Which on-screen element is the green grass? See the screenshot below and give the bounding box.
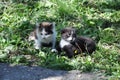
[0,0,120,79]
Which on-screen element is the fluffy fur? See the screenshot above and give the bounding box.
[28,22,57,52]
[59,27,96,58]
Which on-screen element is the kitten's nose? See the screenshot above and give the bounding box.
[72,38,75,41]
[70,38,75,42]
[43,37,45,39]
[70,39,73,41]
[43,37,46,39]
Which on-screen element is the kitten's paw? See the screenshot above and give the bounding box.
[51,49,58,53]
[34,45,41,50]
[35,46,40,49]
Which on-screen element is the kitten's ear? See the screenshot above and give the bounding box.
[50,22,55,28]
[52,22,55,27]
[61,29,66,34]
[36,22,42,29]
[71,27,76,33]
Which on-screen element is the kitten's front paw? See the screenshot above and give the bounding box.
[35,46,40,49]
[51,49,58,53]
[34,45,41,50]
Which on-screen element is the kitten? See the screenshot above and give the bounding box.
[28,22,57,52]
[59,27,96,58]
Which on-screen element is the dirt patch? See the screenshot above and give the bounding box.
[0,63,108,80]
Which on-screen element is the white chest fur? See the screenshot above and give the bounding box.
[60,39,71,48]
[40,35,53,44]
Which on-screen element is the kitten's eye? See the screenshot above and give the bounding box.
[45,33,48,35]
[69,33,71,35]
[66,34,70,38]
[73,34,76,37]
[67,33,71,36]
[41,33,43,35]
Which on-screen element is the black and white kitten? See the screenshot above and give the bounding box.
[28,22,57,52]
[59,27,96,58]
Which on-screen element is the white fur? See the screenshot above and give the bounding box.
[28,35,35,41]
[60,39,71,48]
[51,22,57,52]
[67,36,72,41]
[34,22,57,52]
[66,31,74,41]
[34,39,41,49]
[34,29,41,49]
[40,28,53,44]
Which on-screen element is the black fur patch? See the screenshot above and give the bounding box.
[39,22,53,34]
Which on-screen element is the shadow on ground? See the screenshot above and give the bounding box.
[0,63,108,80]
